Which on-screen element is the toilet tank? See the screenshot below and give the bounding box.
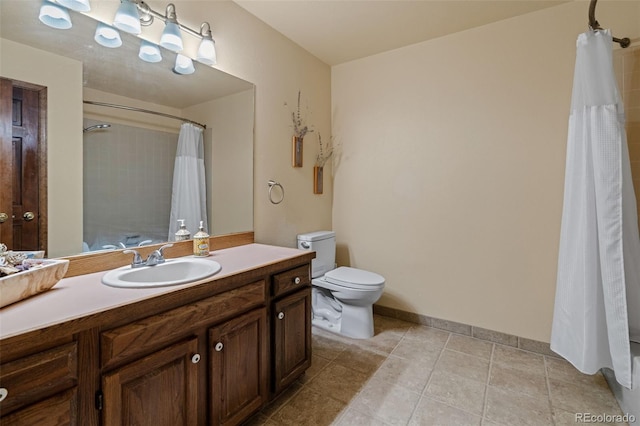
[297,231,336,278]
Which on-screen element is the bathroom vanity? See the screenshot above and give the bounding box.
[0,243,314,425]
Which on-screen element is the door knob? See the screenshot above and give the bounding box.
[0,213,7,223]
[214,342,223,352]
[278,312,285,320]
[23,212,35,221]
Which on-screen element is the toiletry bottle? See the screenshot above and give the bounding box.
[193,221,209,256]
[175,219,191,241]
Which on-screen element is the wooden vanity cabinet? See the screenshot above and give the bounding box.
[0,341,79,425]
[209,308,268,425]
[271,265,312,395]
[0,253,313,426]
[101,338,199,426]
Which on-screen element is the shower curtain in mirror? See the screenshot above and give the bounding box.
[168,123,208,240]
[551,30,640,390]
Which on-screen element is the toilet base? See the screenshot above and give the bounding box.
[312,304,374,339]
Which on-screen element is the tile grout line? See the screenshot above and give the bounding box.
[543,355,558,426]
[378,330,424,425]
[481,342,496,423]
[407,331,452,425]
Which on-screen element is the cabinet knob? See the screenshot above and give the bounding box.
[294,277,301,284]
[214,342,223,352]
[0,213,8,223]
[0,388,7,402]
[278,312,285,320]
[191,354,201,364]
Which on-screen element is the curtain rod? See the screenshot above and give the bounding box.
[588,0,630,48]
[83,100,207,129]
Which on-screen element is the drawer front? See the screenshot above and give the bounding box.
[0,342,78,416]
[1,388,78,425]
[272,265,310,298]
[101,280,266,369]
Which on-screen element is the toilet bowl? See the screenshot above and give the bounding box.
[297,231,385,339]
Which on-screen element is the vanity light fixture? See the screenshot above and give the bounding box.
[138,40,162,63]
[37,0,219,74]
[159,4,183,52]
[196,23,217,65]
[56,0,91,12]
[94,23,122,48]
[113,0,142,35]
[38,0,72,30]
[173,54,195,75]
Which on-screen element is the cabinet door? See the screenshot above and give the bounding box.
[101,338,199,426]
[209,308,268,426]
[272,288,311,394]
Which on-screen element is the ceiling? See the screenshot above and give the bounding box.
[233,0,569,65]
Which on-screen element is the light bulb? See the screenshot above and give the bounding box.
[38,0,72,30]
[113,0,141,35]
[196,37,216,66]
[138,40,162,63]
[94,23,122,48]
[56,0,91,12]
[173,54,195,75]
[160,21,183,52]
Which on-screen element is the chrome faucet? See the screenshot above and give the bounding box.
[145,244,173,266]
[123,249,145,268]
[124,243,173,268]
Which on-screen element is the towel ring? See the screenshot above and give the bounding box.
[268,180,284,204]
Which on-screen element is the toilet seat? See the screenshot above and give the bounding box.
[324,267,385,290]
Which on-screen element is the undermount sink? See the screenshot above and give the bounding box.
[102,257,222,288]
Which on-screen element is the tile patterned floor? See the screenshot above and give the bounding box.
[246,315,628,426]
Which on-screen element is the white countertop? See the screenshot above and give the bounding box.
[0,244,310,340]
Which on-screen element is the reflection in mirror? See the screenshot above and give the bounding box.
[0,1,255,258]
[82,118,177,251]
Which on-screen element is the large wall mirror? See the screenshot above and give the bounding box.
[0,1,254,258]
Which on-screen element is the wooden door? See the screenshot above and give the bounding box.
[101,338,199,426]
[209,308,268,426]
[272,288,311,395]
[0,78,46,251]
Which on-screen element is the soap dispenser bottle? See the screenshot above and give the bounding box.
[175,219,191,241]
[193,221,210,256]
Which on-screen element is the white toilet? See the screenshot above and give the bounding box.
[297,231,385,339]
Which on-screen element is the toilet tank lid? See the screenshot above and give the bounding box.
[325,267,385,287]
[297,230,335,242]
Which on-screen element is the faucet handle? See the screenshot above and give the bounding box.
[123,249,144,268]
[145,244,174,266]
[158,243,173,255]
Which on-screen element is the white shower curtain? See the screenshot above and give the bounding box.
[168,123,209,240]
[551,30,640,390]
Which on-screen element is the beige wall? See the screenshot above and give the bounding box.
[331,1,640,342]
[0,39,83,258]
[185,89,255,236]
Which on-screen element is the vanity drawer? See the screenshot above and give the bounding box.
[272,265,310,298]
[101,280,266,369]
[0,342,78,416]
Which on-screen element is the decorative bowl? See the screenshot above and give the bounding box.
[0,259,69,308]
